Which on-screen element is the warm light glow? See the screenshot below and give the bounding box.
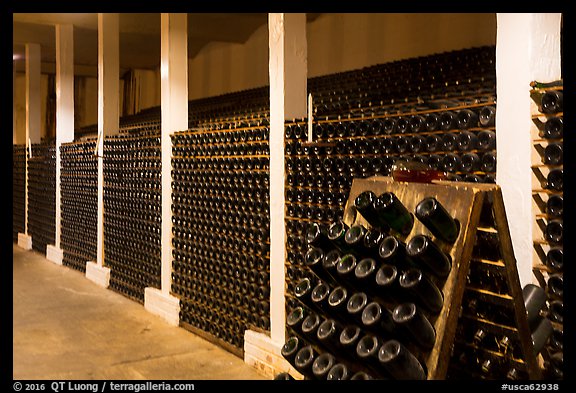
[13,53,22,61]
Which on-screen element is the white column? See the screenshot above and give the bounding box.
[244,13,307,378]
[144,13,187,326]
[46,25,75,263]
[495,13,561,288]
[86,13,120,286]
[18,43,42,250]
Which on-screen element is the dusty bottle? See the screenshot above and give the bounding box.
[392,302,436,350]
[406,234,452,278]
[312,352,337,379]
[378,339,427,380]
[399,267,444,314]
[294,345,319,379]
[361,300,396,335]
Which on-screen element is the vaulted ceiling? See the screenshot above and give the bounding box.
[13,13,322,76]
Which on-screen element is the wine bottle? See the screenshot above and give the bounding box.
[392,302,436,350]
[312,352,337,379]
[549,326,563,352]
[294,277,317,311]
[317,318,345,353]
[460,152,481,173]
[378,235,412,268]
[286,307,310,340]
[441,153,462,173]
[415,197,460,243]
[281,336,303,369]
[350,371,374,380]
[356,334,386,374]
[457,131,478,151]
[344,224,369,254]
[477,130,496,151]
[546,273,563,300]
[327,286,349,322]
[378,339,427,380]
[361,301,396,335]
[545,168,563,191]
[531,317,553,354]
[326,363,351,380]
[305,222,332,250]
[439,111,458,131]
[327,220,350,251]
[540,90,563,114]
[335,323,360,357]
[545,219,563,245]
[424,113,440,132]
[543,142,563,165]
[274,372,295,380]
[546,247,563,272]
[354,257,379,293]
[373,192,414,236]
[480,152,496,173]
[346,292,369,324]
[294,345,319,379]
[457,109,479,129]
[546,195,563,218]
[305,246,336,285]
[541,117,563,139]
[322,249,342,283]
[398,267,444,314]
[362,228,386,258]
[522,284,546,329]
[301,312,322,346]
[409,115,426,133]
[310,281,331,314]
[441,132,458,151]
[479,105,496,127]
[336,254,359,288]
[374,263,400,300]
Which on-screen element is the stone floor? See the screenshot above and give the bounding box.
[12,244,267,380]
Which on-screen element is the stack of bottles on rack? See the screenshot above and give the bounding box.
[530,80,563,380]
[171,114,271,353]
[280,190,459,380]
[27,141,56,254]
[285,45,497,329]
[103,127,162,303]
[12,145,27,242]
[447,196,546,379]
[60,138,98,271]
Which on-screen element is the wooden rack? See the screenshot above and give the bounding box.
[341,176,541,379]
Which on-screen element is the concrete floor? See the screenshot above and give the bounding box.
[12,244,267,380]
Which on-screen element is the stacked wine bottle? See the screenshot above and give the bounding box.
[60,138,98,272]
[281,190,460,380]
[103,128,162,304]
[529,81,563,380]
[27,142,56,254]
[13,145,27,242]
[171,119,271,352]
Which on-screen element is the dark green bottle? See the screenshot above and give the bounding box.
[406,234,452,278]
[373,192,414,236]
[354,190,390,230]
[399,267,444,314]
[392,302,436,350]
[415,196,460,243]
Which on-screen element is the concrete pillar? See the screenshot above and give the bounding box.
[86,14,120,286]
[17,43,42,250]
[244,13,307,378]
[495,13,562,288]
[144,13,187,326]
[46,25,75,263]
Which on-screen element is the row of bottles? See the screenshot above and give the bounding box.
[171,124,271,352]
[60,139,98,272]
[12,145,26,241]
[280,190,463,379]
[103,129,163,304]
[529,80,563,380]
[27,142,56,254]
